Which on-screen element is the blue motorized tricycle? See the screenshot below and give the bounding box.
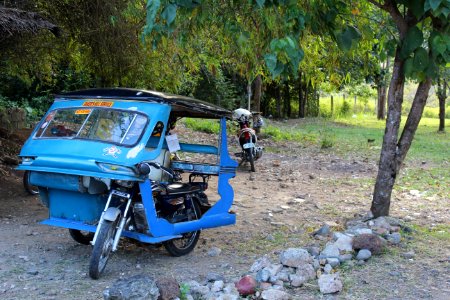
[18,88,238,279]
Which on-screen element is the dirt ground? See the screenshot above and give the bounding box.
[0,124,448,299]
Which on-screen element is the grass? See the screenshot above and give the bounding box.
[184,114,449,197]
[184,118,221,134]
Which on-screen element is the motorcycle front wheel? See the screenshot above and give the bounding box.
[163,200,201,257]
[246,148,256,172]
[23,170,39,195]
[89,217,119,279]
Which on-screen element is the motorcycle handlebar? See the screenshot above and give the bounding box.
[137,162,175,179]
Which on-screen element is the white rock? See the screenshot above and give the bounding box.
[279,248,312,267]
[326,258,340,267]
[334,234,353,252]
[356,249,372,260]
[216,293,239,300]
[324,264,333,274]
[373,217,392,230]
[295,264,316,280]
[289,274,307,287]
[250,255,271,272]
[265,264,283,277]
[261,289,291,300]
[320,244,340,258]
[354,228,373,235]
[318,274,343,294]
[211,280,224,292]
[207,247,222,257]
[223,283,238,295]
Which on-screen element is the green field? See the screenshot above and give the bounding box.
[185,115,449,197]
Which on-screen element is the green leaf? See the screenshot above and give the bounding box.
[335,26,361,52]
[400,26,423,59]
[161,4,177,25]
[176,0,200,9]
[256,0,265,8]
[264,53,278,73]
[425,60,439,78]
[145,0,161,35]
[430,33,447,55]
[110,15,117,26]
[413,47,429,71]
[408,0,425,18]
[404,57,414,77]
[425,0,442,11]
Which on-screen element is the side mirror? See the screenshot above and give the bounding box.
[137,163,151,175]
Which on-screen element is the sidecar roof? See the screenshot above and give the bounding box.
[56,88,231,119]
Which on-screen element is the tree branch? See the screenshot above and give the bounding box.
[366,0,385,10]
[383,0,408,38]
[396,77,432,164]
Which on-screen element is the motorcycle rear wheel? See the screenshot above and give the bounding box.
[246,148,255,172]
[163,200,201,257]
[89,217,119,279]
[23,170,39,195]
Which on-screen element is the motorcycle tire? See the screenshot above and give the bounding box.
[89,217,119,279]
[23,170,39,195]
[163,200,201,257]
[246,148,256,172]
[69,229,95,245]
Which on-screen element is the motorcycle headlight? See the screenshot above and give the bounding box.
[97,163,136,176]
[115,180,134,188]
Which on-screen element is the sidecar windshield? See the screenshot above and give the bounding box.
[35,108,148,146]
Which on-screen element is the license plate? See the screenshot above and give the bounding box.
[243,142,255,149]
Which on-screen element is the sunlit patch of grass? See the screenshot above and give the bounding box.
[395,165,450,196]
[184,118,220,134]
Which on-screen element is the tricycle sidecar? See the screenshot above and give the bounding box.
[18,88,238,279]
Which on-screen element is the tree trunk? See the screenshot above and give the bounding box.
[304,84,308,117]
[253,75,262,113]
[276,85,282,118]
[247,83,252,111]
[331,95,334,116]
[283,81,290,118]
[371,50,405,217]
[377,57,390,120]
[298,72,305,118]
[371,48,433,217]
[437,75,447,132]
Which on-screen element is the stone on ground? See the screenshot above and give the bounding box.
[320,244,340,258]
[155,277,179,300]
[356,249,372,261]
[279,248,312,267]
[318,274,343,294]
[261,289,291,300]
[235,275,257,296]
[352,233,386,254]
[103,275,159,300]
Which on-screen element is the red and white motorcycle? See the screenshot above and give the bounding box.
[232,108,263,172]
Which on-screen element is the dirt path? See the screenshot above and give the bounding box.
[0,127,448,299]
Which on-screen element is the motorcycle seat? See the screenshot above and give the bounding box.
[165,182,201,195]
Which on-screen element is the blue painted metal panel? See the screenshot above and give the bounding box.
[48,189,106,222]
[41,218,182,243]
[170,161,220,175]
[18,100,172,178]
[29,171,79,191]
[138,118,238,237]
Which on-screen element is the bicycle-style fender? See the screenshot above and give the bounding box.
[104,207,121,222]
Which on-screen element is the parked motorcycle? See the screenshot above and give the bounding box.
[232,108,263,172]
[18,88,237,279]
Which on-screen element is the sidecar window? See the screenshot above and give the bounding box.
[36,108,148,146]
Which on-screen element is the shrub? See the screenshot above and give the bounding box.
[339,101,351,116]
